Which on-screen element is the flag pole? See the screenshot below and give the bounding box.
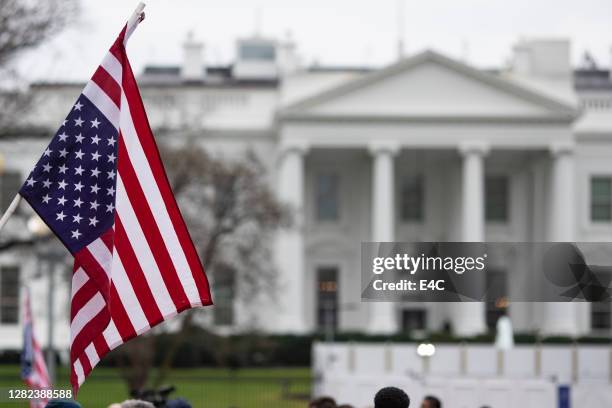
[127,2,146,29]
[0,195,21,234]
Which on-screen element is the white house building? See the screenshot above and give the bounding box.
[1,34,612,351]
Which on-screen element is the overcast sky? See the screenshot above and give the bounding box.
[14,0,612,81]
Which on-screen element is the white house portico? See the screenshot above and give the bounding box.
[275,49,583,336]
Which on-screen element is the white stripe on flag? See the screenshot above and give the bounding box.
[82,81,120,129]
[87,238,113,277]
[109,249,150,333]
[71,293,106,340]
[73,359,84,386]
[115,175,177,317]
[119,91,201,306]
[100,52,122,84]
[102,319,122,350]
[71,268,89,297]
[84,343,100,366]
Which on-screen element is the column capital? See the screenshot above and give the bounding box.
[549,141,575,156]
[368,141,400,156]
[279,140,310,156]
[458,141,490,156]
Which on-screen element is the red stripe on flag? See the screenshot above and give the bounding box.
[100,229,114,251]
[117,139,191,310]
[70,305,109,361]
[114,217,165,325]
[109,284,137,342]
[120,54,212,305]
[93,335,110,358]
[74,248,110,301]
[91,66,121,108]
[70,280,99,320]
[79,354,93,379]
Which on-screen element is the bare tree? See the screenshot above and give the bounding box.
[0,0,79,131]
[113,142,291,391]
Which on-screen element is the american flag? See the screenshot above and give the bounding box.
[21,288,51,408]
[18,15,212,393]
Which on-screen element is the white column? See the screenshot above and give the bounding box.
[542,143,580,336]
[367,142,399,334]
[274,141,308,333]
[452,142,488,337]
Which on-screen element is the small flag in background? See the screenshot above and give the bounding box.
[21,288,51,408]
[18,10,212,393]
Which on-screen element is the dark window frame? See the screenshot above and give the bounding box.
[1,171,22,213]
[315,172,340,222]
[399,174,424,222]
[591,176,612,222]
[0,266,20,325]
[485,175,510,222]
[212,265,235,326]
[401,309,427,332]
[485,268,508,331]
[316,266,339,332]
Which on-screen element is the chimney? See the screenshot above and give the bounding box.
[609,46,612,80]
[512,38,571,79]
[182,32,204,81]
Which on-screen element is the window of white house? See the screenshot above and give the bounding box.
[485,268,508,330]
[1,171,21,213]
[239,43,276,61]
[316,267,338,331]
[591,176,612,222]
[400,175,424,221]
[591,301,611,330]
[212,265,235,326]
[401,309,426,332]
[316,173,340,221]
[0,266,20,324]
[485,175,509,222]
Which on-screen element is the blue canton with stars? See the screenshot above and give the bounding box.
[20,95,119,254]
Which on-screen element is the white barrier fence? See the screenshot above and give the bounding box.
[312,342,612,408]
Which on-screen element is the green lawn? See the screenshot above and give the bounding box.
[0,366,311,408]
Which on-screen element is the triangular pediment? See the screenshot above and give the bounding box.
[281,50,577,120]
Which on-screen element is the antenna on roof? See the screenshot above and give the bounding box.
[396,0,405,60]
[461,39,470,63]
[254,6,262,37]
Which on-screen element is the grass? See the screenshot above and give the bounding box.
[0,365,312,408]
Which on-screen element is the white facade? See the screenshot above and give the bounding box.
[1,36,612,349]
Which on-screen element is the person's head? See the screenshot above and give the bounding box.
[119,400,155,408]
[45,400,81,408]
[420,395,441,408]
[374,387,410,408]
[166,399,192,408]
[309,396,337,408]
[337,405,355,408]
